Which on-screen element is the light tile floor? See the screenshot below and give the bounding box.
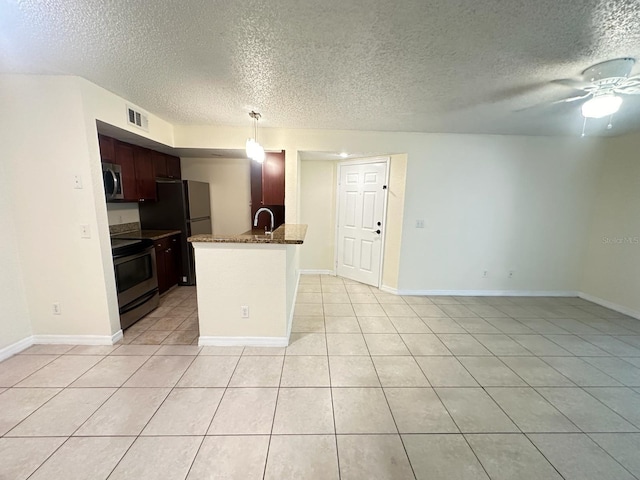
[119,286,199,346]
[2,275,640,478]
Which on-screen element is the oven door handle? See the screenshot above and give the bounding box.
[120,288,158,315]
[113,246,154,262]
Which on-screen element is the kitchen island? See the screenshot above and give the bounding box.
[188,224,307,347]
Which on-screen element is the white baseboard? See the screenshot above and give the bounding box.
[300,269,335,275]
[394,289,579,297]
[379,285,398,294]
[111,330,124,344]
[31,334,122,346]
[198,336,289,347]
[0,336,34,362]
[376,285,640,321]
[578,292,640,320]
[0,330,123,362]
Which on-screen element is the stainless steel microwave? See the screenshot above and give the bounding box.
[102,162,124,201]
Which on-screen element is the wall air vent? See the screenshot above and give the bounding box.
[126,105,149,131]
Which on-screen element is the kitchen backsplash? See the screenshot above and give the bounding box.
[109,222,140,235]
[107,202,140,226]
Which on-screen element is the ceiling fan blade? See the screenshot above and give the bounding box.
[550,92,592,104]
[551,78,591,90]
[615,76,640,94]
[616,85,640,95]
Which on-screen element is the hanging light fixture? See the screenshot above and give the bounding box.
[581,93,623,119]
[246,111,265,163]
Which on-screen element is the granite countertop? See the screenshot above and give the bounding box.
[188,224,307,244]
[112,229,182,241]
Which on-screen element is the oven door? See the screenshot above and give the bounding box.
[114,247,158,308]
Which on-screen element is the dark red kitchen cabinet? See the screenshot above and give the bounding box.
[133,147,157,202]
[98,134,115,163]
[262,151,285,205]
[166,155,181,179]
[151,151,167,178]
[113,141,138,202]
[154,234,181,294]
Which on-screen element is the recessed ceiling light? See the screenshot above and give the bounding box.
[339,152,349,158]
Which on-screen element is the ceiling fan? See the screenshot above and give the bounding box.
[553,58,640,120]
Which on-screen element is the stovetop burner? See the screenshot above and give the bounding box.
[111,237,153,258]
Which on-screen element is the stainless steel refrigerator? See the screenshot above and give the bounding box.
[139,179,211,285]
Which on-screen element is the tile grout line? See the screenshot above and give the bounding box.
[19,351,160,479]
[183,349,244,479]
[101,352,199,479]
[261,344,288,480]
[322,282,342,480]
[360,312,418,480]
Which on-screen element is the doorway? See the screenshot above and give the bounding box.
[335,158,389,287]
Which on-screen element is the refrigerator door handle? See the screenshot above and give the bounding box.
[187,216,211,222]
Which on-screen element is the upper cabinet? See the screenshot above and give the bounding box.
[113,141,138,202]
[262,152,285,205]
[98,134,115,163]
[250,150,286,229]
[251,150,285,207]
[151,152,181,179]
[99,134,181,203]
[166,155,181,179]
[133,147,156,202]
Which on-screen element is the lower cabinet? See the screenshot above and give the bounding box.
[154,234,181,294]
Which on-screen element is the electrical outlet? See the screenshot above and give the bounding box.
[73,175,83,189]
[80,224,91,238]
[241,306,249,318]
[415,219,425,228]
[482,270,488,278]
[52,303,61,315]
[508,270,515,279]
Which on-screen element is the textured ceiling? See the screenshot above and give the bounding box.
[2,0,640,136]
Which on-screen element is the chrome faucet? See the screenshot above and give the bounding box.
[254,207,275,234]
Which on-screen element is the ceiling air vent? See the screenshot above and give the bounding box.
[126,105,149,131]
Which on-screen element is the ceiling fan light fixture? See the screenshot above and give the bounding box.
[581,94,623,118]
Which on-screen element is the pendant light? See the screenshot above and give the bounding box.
[246,111,265,163]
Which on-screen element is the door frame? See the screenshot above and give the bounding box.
[333,156,390,288]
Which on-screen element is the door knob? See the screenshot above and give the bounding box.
[375,229,381,234]
[377,221,381,226]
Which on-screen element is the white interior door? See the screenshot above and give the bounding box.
[336,161,387,287]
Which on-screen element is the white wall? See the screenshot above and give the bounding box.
[0,74,176,345]
[383,154,407,289]
[0,75,114,338]
[106,203,140,226]
[175,126,604,294]
[399,135,604,293]
[299,160,337,271]
[0,170,31,350]
[581,132,640,317]
[181,157,252,235]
